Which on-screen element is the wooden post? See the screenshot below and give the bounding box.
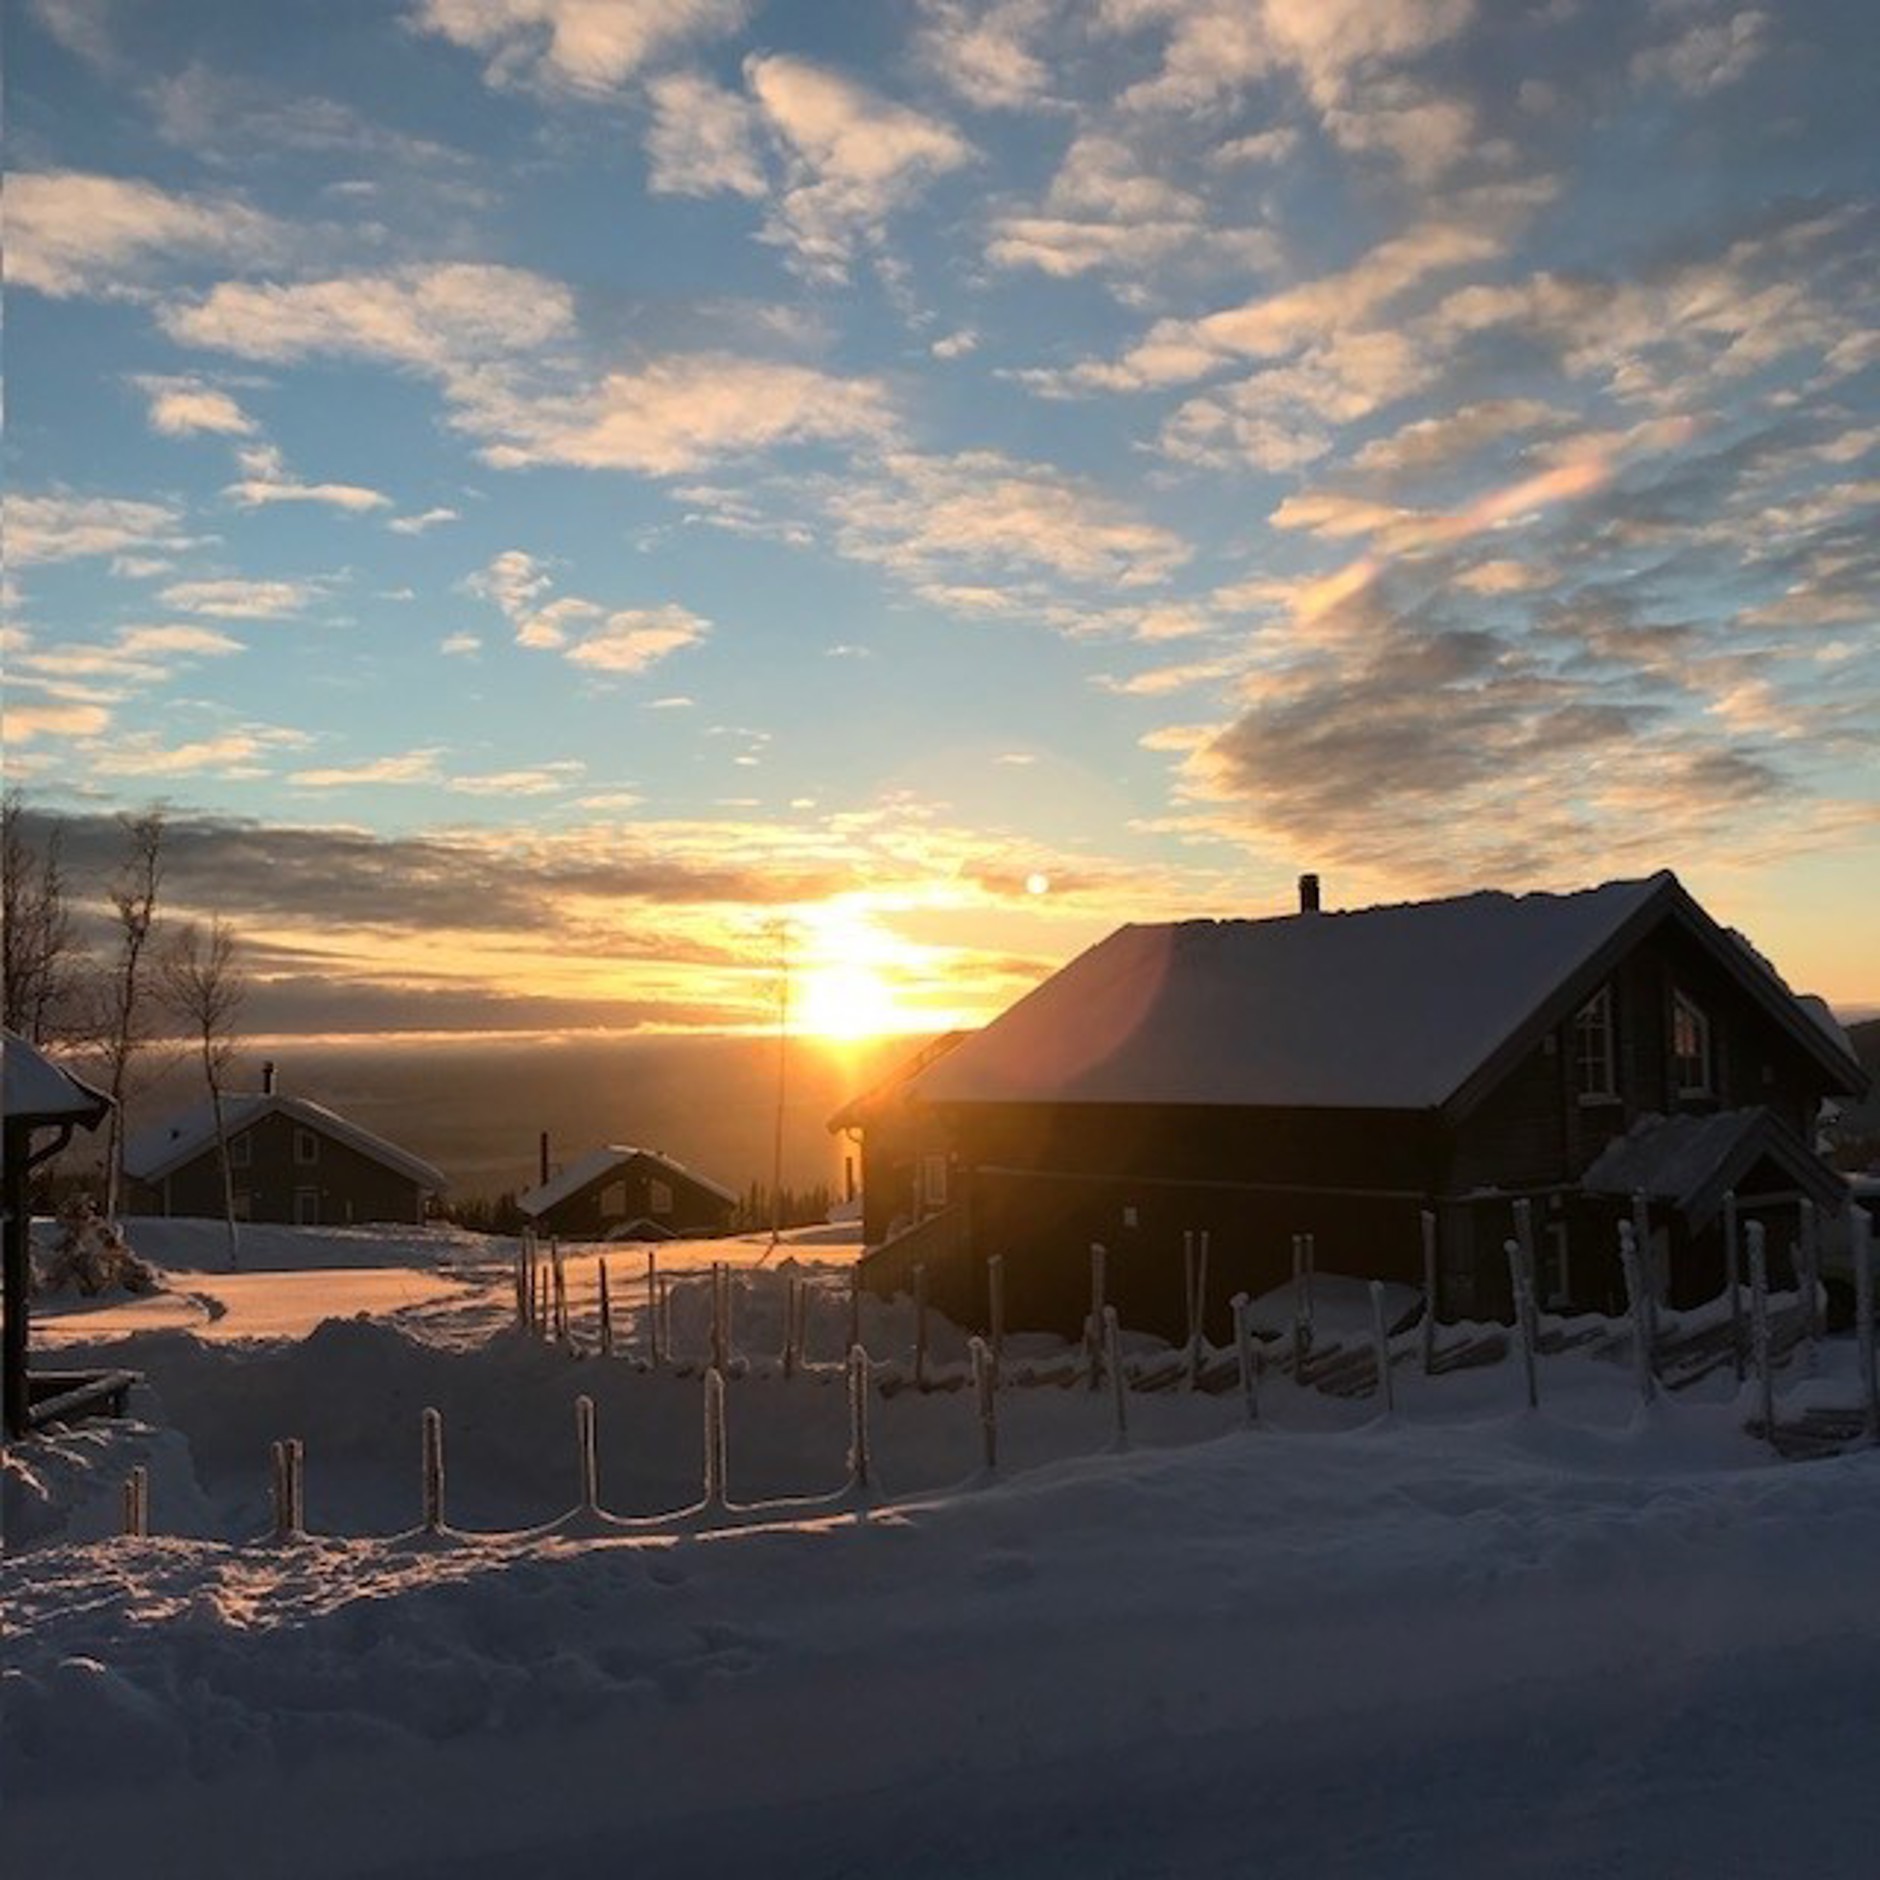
[121,1466,148,1539]
[1505,1240,1539,1411]
[552,1239,567,1343]
[1723,1191,1744,1383]
[646,1249,661,1367]
[1853,1205,1876,1445]
[1631,1193,1657,1353]
[783,1275,799,1381]
[1190,1230,1211,1388]
[1618,1221,1656,1409]
[1747,1220,1774,1440]
[598,1259,614,1359]
[847,1264,862,1355]
[575,1394,599,1514]
[1370,1280,1395,1415]
[710,1262,729,1375]
[987,1254,1005,1384]
[1290,1234,1308,1374]
[1087,1243,1107,1390]
[1420,1209,1439,1376]
[912,1262,929,1391]
[1232,1292,1259,1427]
[1104,1304,1127,1449]
[970,1336,996,1473]
[702,1368,727,1509]
[421,1407,445,1534]
[1182,1230,1197,1367]
[1798,1198,1820,1352]
[846,1344,871,1494]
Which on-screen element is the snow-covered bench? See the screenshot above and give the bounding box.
[26,1368,142,1431]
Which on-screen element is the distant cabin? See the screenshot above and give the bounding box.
[124,1091,445,1226]
[832,870,1869,1338]
[518,1146,736,1241]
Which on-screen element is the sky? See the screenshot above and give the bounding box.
[6,0,1877,1042]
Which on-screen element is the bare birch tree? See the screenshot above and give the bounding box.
[161,917,246,1269]
[96,808,166,1222]
[2,790,79,1042]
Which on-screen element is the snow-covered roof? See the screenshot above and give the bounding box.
[2,1030,111,1129]
[1580,1106,1846,1225]
[914,875,1674,1113]
[908,871,1864,1116]
[123,1093,446,1192]
[518,1145,737,1219]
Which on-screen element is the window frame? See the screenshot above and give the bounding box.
[293,1127,321,1166]
[1672,989,1713,1097]
[1571,984,1618,1104]
[920,1152,949,1211]
[229,1130,253,1169]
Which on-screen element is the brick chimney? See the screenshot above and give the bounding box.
[262,1060,277,1096]
[1298,872,1321,914]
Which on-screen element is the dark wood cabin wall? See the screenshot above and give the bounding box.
[539,1161,732,1238]
[145,1112,424,1223]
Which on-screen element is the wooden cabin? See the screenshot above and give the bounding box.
[518,1145,736,1241]
[124,1081,444,1226]
[835,872,1867,1337]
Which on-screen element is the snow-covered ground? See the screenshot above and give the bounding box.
[6,1219,1880,1877]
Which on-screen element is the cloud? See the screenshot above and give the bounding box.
[132,375,259,437]
[1348,398,1567,481]
[744,53,974,276]
[115,624,245,658]
[471,550,708,674]
[446,763,585,796]
[388,506,462,535]
[461,352,897,474]
[931,329,979,359]
[412,0,748,94]
[7,492,194,565]
[915,0,1059,110]
[565,607,710,672]
[440,631,482,656]
[290,749,446,789]
[644,69,767,198]
[158,577,322,619]
[1630,7,1770,96]
[161,263,576,372]
[9,170,279,298]
[3,701,113,742]
[825,449,1191,600]
[224,444,392,513]
[87,726,310,778]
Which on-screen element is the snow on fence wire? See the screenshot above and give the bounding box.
[107,1203,1880,1551]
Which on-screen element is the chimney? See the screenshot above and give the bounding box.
[262,1060,277,1096]
[539,1130,551,1187]
[1298,872,1321,914]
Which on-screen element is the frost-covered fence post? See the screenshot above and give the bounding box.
[1231,1292,1259,1427]
[702,1368,728,1510]
[1747,1221,1774,1440]
[1631,1194,1657,1356]
[575,1394,599,1515]
[1182,1231,1197,1361]
[1852,1205,1876,1445]
[1186,1230,1210,1389]
[1087,1243,1107,1390]
[912,1262,930,1391]
[1420,1209,1439,1376]
[598,1259,614,1359]
[1504,1240,1539,1411]
[270,1438,305,1540]
[846,1345,872,1495]
[1723,1191,1744,1383]
[1616,1221,1655,1408]
[1290,1234,1307,1373]
[1798,1198,1820,1353]
[847,1266,862,1355]
[121,1465,149,1538]
[659,1272,674,1367]
[513,1243,527,1328]
[782,1274,800,1381]
[1370,1280,1395,1415]
[970,1336,997,1473]
[645,1250,661,1367]
[1104,1305,1127,1449]
[552,1239,569,1344]
[420,1407,446,1535]
[710,1262,730,1375]
[987,1254,1005,1383]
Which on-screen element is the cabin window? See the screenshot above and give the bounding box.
[649,1179,673,1216]
[1672,991,1712,1096]
[920,1153,949,1211]
[294,1128,320,1166]
[229,1131,252,1169]
[1571,986,1616,1101]
[601,1181,627,1216]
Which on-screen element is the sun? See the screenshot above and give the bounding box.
[795,957,903,1040]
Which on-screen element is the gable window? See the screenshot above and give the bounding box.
[1672,991,1712,1096]
[920,1153,950,1211]
[1572,985,1616,1102]
[649,1179,673,1216]
[229,1131,252,1169]
[294,1127,320,1166]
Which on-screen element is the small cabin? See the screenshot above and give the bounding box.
[518,1145,736,1241]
